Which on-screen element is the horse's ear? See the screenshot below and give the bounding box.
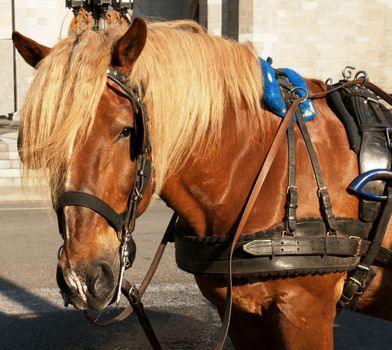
[12,31,51,68]
[111,17,147,70]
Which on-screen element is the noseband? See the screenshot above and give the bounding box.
[55,67,152,303]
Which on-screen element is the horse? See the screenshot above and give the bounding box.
[12,18,392,349]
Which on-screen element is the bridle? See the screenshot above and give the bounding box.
[54,67,152,304]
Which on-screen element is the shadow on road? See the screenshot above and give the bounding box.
[0,277,227,350]
[0,276,61,313]
[1,309,220,350]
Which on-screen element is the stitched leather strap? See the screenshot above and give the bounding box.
[285,122,298,233]
[174,219,372,276]
[56,191,125,232]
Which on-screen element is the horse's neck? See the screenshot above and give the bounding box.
[160,107,283,237]
[160,81,360,237]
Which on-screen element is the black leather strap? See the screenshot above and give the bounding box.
[326,87,361,153]
[375,246,392,265]
[107,67,150,156]
[295,108,337,232]
[339,187,392,310]
[174,219,372,277]
[284,117,298,234]
[278,74,298,234]
[56,191,125,232]
[123,281,162,350]
[243,236,370,257]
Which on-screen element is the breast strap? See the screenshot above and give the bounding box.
[174,218,372,277]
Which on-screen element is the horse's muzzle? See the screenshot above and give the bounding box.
[56,259,117,311]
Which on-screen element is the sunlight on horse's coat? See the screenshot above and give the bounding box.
[12,17,392,349]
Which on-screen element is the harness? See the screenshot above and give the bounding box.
[53,65,392,350]
[174,69,392,314]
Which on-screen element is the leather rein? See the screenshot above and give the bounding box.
[53,72,388,350]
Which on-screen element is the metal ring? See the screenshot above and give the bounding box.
[354,70,369,81]
[325,77,333,85]
[288,86,308,103]
[342,66,356,80]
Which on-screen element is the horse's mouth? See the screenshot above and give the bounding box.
[56,265,117,312]
[60,286,117,312]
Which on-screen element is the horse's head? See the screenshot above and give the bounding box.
[13,19,154,311]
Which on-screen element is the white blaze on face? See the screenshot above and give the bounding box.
[67,269,88,303]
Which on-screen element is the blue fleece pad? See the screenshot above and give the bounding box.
[259,58,316,121]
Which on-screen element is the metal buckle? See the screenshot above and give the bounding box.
[366,96,380,105]
[317,186,328,197]
[357,264,369,271]
[349,276,363,288]
[349,235,362,256]
[116,229,132,304]
[286,185,298,194]
[134,187,143,199]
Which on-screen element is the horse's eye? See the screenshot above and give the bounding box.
[119,127,132,139]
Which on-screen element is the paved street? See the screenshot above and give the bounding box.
[1,198,392,349]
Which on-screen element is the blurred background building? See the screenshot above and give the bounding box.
[1,0,392,117]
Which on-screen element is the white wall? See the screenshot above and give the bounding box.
[1,0,392,116]
[239,0,392,91]
[0,0,72,115]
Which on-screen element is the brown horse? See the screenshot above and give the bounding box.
[12,18,392,349]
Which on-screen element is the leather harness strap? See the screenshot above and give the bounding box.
[56,67,392,350]
[285,122,298,234]
[339,187,392,310]
[296,106,338,232]
[279,73,298,235]
[214,98,303,350]
[174,219,372,277]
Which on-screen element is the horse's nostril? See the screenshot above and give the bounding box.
[87,261,115,299]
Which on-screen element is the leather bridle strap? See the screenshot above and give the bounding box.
[214,98,303,350]
[56,191,126,233]
[123,280,163,350]
[87,211,178,326]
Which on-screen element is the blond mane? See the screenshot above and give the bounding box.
[20,20,263,199]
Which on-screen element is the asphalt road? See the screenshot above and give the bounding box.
[1,199,392,349]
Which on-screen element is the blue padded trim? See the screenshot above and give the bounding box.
[260,58,317,121]
[260,58,287,117]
